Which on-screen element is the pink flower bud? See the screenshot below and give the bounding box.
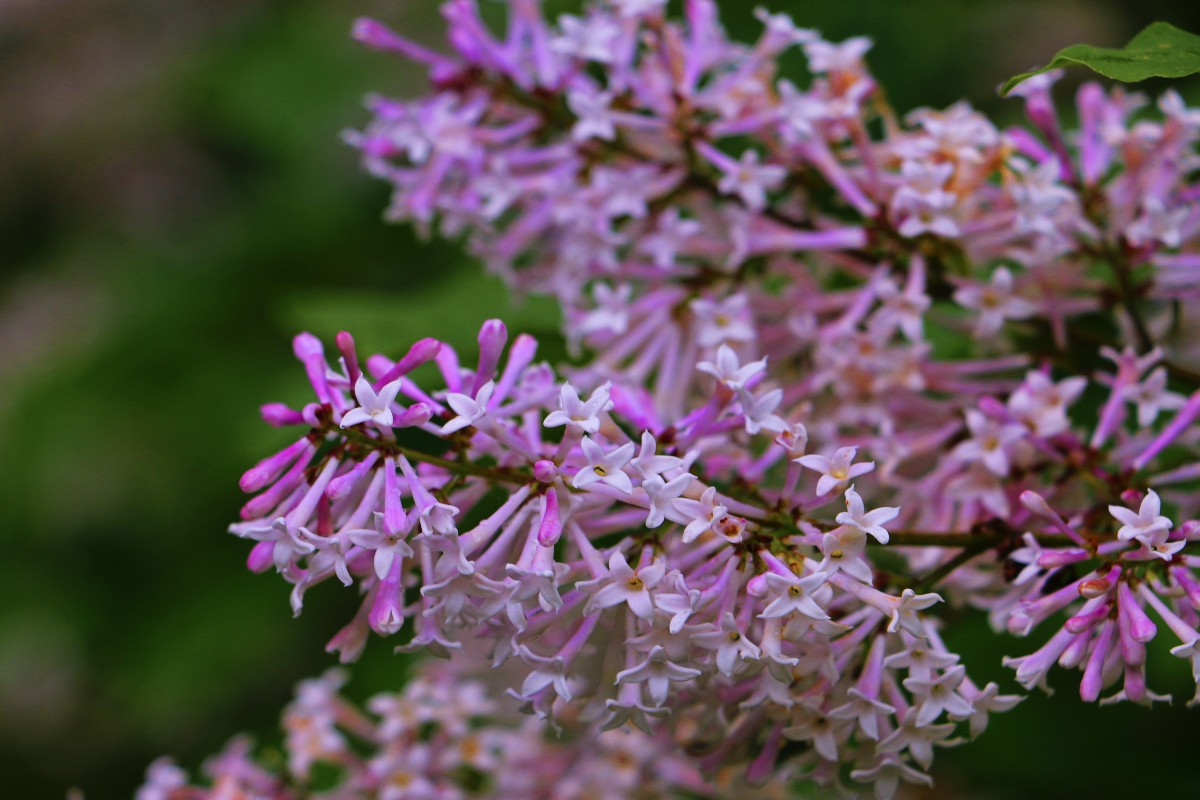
[260,403,305,427]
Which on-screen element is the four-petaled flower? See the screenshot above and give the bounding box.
[347,512,416,581]
[796,446,875,496]
[582,550,666,620]
[340,375,405,429]
[441,381,495,434]
[835,485,899,544]
[1109,489,1173,548]
[572,437,636,493]
[692,612,761,676]
[760,570,830,620]
[543,382,613,434]
[614,645,702,707]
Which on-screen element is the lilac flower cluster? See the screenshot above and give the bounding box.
[138,660,735,800]
[232,322,1008,796]
[204,0,1200,796]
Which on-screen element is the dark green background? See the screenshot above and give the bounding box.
[3,1,1199,797]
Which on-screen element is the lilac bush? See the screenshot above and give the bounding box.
[144,1,1200,797]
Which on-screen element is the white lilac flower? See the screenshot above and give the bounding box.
[951,409,1025,477]
[1123,367,1186,427]
[1126,197,1190,248]
[886,589,944,638]
[903,665,974,726]
[690,294,755,348]
[641,473,693,528]
[828,688,896,742]
[957,682,1022,738]
[953,267,1037,337]
[340,375,405,429]
[653,572,702,634]
[850,756,934,800]
[567,87,617,142]
[639,208,701,268]
[759,570,830,620]
[717,149,787,210]
[543,382,613,434]
[613,645,701,707]
[346,512,415,581]
[738,386,788,435]
[692,612,761,676]
[1007,371,1086,437]
[675,485,729,543]
[628,430,683,480]
[440,380,495,434]
[796,446,876,496]
[819,527,873,583]
[835,485,898,544]
[1109,489,1173,547]
[582,550,666,620]
[696,343,767,390]
[572,437,636,493]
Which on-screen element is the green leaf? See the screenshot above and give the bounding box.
[1000,21,1200,95]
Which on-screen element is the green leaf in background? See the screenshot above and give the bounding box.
[1001,21,1200,95]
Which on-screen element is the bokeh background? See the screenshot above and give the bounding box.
[4,1,1200,797]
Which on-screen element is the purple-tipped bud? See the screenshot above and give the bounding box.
[1119,488,1143,506]
[1058,629,1091,669]
[475,319,508,387]
[369,564,406,636]
[365,354,393,380]
[533,460,558,483]
[1123,664,1147,703]
[326,610,369,664]
[978,396,1008,418]
[294,333,332,402]
[1020,490,1056,519]
[301,402,324,427]
[351,17,454,68]
[536,490,562,547]
[247,541,275,573]
[260,403,305,427]
[1118,582,1158,644]
[1065,602,1110,634]
[382,457,408,537]
[326,451,380,501]
[394,403,433,428]
[292,332,325,360]
[336,331,361,386]
[240,438,313,493]
[1080,620,1115,702]
[1171,566,1200,609]
[1037,549,1089,569]
[375,338,442,390]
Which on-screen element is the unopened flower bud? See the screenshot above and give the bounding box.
[1078,578,1112,599]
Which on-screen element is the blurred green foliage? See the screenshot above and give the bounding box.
[2,1,1199,797]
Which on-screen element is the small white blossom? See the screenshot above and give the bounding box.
[572,437,636,494]
[835,485,898,544]
[543,382,613,434]
[441,381,495,434]
[796,446,876,496]
[340,375,405,429]
[1109,489,1173,548]
[614,645,701,707]
[696,343,768,389]
[953,267,1037,337]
